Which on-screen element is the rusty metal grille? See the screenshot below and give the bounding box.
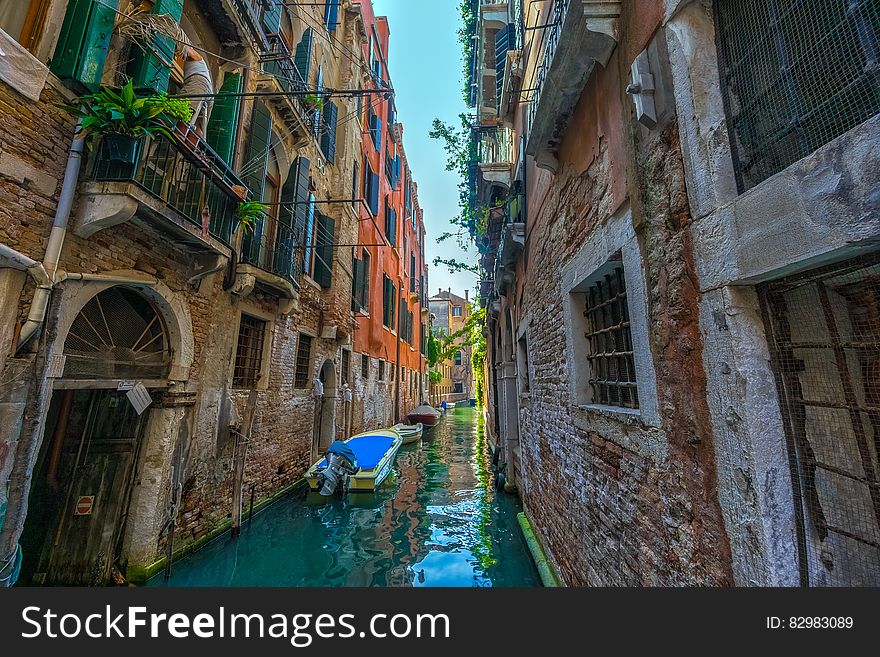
[361,354,369,380]
[294,333,312,389]
[63,286,171,380]
[714,0,880,192]
[341,349,351,385]
[761,255,880,586]
[233,315,266,389]
[584,266,638,409]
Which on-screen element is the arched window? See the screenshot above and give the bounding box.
[63,287,171,380]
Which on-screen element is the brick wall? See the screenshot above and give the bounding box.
[509,120,733,586]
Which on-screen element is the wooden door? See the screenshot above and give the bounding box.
[41,389,146,585]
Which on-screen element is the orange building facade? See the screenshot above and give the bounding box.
[350,1,429,431]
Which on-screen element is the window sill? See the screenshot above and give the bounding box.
[301,274,321,291]
[570,403,668,461]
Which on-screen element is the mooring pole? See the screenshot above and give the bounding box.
[232,389,258,538]
[248,483,256,528]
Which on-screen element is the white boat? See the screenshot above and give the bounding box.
[391,422,423,444]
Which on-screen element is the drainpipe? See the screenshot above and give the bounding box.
[15,126,85,353]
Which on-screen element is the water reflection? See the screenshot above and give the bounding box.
[149,407,540,587]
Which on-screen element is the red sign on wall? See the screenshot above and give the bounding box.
[74,496,94,516]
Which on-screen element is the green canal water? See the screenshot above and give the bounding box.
[148,406,541,587]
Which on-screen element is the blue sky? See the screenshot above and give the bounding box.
[373,0,478,299]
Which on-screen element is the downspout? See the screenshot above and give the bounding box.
[15,125,85,353]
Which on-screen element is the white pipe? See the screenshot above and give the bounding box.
[15,129,85,352]
[0,244,38,271]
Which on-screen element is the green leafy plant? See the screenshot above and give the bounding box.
[304,93,325,110]
[235,201,269,234]
[59,79,192,149]
[428,370,442,385]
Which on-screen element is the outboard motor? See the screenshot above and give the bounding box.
[316,441,359,496]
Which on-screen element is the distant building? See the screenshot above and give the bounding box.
[429,289,473,403]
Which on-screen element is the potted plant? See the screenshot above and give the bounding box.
[235,201,269,234]
[59,80,193,164]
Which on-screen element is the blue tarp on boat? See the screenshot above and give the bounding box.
[319,435,396,470]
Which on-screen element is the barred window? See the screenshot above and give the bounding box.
[294,333,313,389]
[714,0,880,192]
[378,360,386,381]
[341,349,350,384]
[583,265,638,409]
[361,354,369,379]
[233,315,267,389]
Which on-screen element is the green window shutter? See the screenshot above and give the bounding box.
[314,214,335,288]
[320,101,338,164]
[240,101,273,260]
[295,29,314,84]
[51,0,120,92]
[351,255,363,312]
[206,72,242,165]
[263,2,282,35]
[288,157,311,262]
[128,0,183,94]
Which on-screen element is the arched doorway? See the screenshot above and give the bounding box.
[317,360,337,452]
[19,286,172,585]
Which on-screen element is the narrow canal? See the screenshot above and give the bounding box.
[149,406,541,587]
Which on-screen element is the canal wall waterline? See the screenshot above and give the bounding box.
[517,512,562,587]
[128,478,307,584]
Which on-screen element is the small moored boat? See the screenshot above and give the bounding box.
[406,404,442,428]
[306,429,403,495]
[391,422,423,444]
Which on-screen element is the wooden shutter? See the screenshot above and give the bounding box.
[128,0,183,93]
[276,156,308,278]
[240,101,273,258]
[294,28,314,83]
[51,0,119,91]
[206,72,242,165]
[314,214,335,288]
[368,167,379,216]
[351,256,363,312]
[289,157,311,278]
[263,2,282,35]
[324,0,340,31]
[495,24,510,106]
[242,101,273,201]
[389,208,397,247]
[320,101,338,164]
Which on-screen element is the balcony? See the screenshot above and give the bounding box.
[75,128,247,276]
[237,214,301,308]
[525,0,620,171]
[256,39,314,147]
[476,127,513,188]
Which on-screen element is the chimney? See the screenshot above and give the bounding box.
[438,288,442,296]
[465,290,469,302]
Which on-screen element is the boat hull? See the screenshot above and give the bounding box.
[391,423,423,444]
[406,405,441,428]
[306,429,403,494]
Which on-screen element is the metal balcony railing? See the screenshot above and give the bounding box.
[88,132,246,245]
[477,127,513,166]
[240,213,302,284]
[528,0,567,138]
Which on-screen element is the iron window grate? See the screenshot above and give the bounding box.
[294,333,312,389]
[583,266,639,409]
[361,354,369,379]
[341,349,350,385]
[233,314,267,389]
[714,0,880,192]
